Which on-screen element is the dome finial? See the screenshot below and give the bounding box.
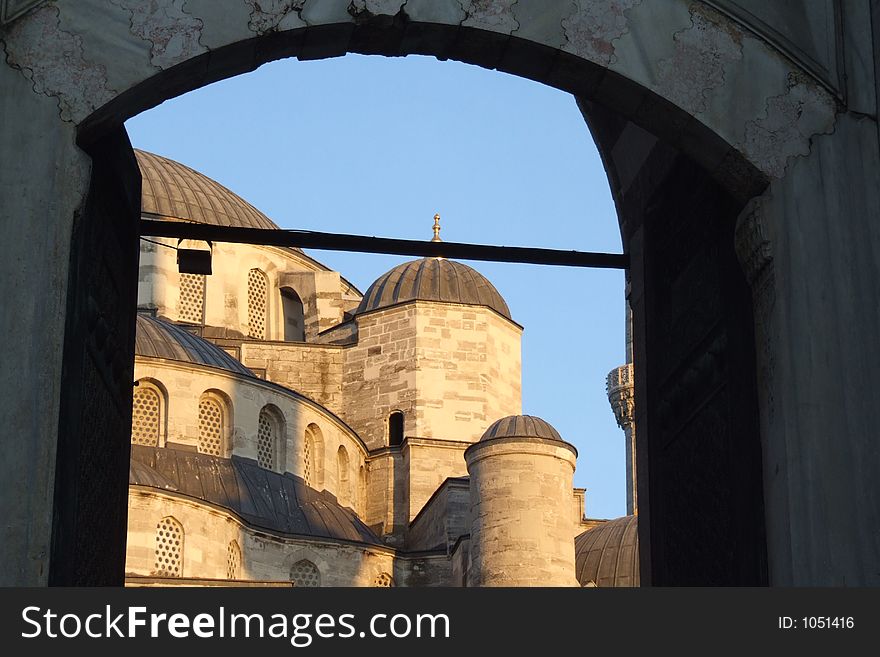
[431,213,442,242]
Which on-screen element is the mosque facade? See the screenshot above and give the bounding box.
[125,150,637,587]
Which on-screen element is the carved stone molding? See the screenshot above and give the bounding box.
[606,363,634,430]
[735,194,776,339]
[0,0,46,26]
[735,194,777,424]
[735,195,773,288]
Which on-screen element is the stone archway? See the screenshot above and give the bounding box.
[2,0,878,586]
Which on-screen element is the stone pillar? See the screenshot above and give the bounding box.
[0,126,81,583]
[465,416,578,587]
[607,363,636,515]
[734,196,776,431]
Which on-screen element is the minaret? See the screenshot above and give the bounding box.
[606,286,637,515]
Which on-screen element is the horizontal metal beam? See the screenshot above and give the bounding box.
[140,219,629,269]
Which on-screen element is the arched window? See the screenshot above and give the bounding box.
[257,405,284,471]
[280,287,305,342]
[290,559,321,587]
[198,393,228,456]
[337,445,351,507]
[178,272,206,324]
[154,516,184,578]
[227,540,242,580]
[247,268,268,339]
[131,380,165,447]
[304,423,324,488]
[373,572,394,587]
[388,410,404,447]
[303,430,314,487]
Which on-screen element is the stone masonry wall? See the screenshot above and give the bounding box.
[407,477,471,552]
[414,303,522,441]
[138,240,353,343]
[133,359,366,515]
[240,341,345,415]
[363,450,403,537]
[341,305,418,450]
[127,490,452,586]
[341,302,522,451]
[405,439,471,522]
[279,270,347,339]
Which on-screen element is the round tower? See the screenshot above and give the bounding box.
[465,415,578,586]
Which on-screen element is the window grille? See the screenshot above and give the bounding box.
[198,397,224,456]
[227,540,241,580]
[257,408,275,470]
[247,269,268,339]
[290,560,320,587]
[131,384,161,446]
[178,272,205,323]
[303,433,313,487]
[373,572,394,587]
[154,517,184,577]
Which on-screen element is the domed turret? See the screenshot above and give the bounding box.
[355,257,511,319]
[340,220,524,533]
[465,415,578,587]
[480,414,565,442]
[355,214,512,320]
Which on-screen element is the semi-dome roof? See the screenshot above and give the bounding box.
[130,445,381,545]
[575,515,640,587]
[355,258,511,320]
[129,460,177,491]
[480,415,563,441]
[136,149,280,230]
[135,313,254,377]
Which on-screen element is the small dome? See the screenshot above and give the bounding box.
[355,258,511,320]
[480,415,563,441]
[135,314,254,377]
[136,149,280,231]
[575,515,640,587]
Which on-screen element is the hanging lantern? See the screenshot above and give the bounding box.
[177,239,213,275]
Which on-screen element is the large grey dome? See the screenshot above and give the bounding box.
[575,515,640,587]
[135,313,254,377]
[136,149,280,230]
[480,415,563,441]
[355,258,511,320]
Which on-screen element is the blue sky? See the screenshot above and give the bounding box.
[126,53,628,519]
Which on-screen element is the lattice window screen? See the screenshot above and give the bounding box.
[373,572,394,587]
[257,409,275,470]
[198,397,224,456]
[131,385,161,446]
[179,273,205,324]
[337,446,350,506]
[154,517,183,577]
[247,269,268,339]
[290,560,321,587]
[227,541,241,580]
[303,434,313,487]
